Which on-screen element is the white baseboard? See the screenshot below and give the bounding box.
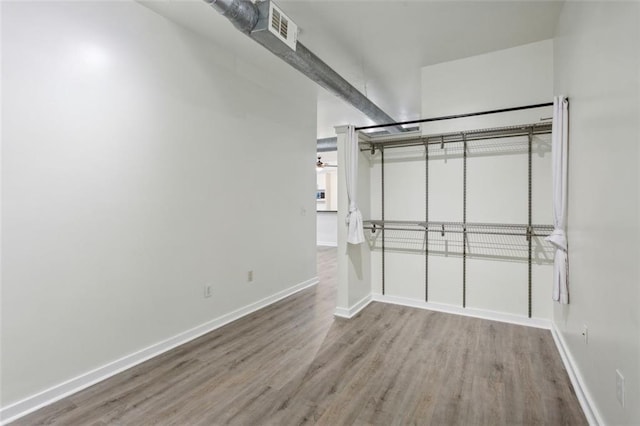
[334,294,372,319]
[550,324,603,426]
[317,241,338,247]
[371,294,551,329]
[0,277,319,425]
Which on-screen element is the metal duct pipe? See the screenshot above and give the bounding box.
[317,137,337,152]
[204,0,404,134]
[206,0,259,33]
[274,43,403,134]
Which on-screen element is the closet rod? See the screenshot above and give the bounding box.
[354,102,554,131]
[363,227,551,238]
[365,220,553,229]
[363,122,552,151]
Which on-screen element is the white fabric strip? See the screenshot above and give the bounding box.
[546,96,569,304]
[345,125,365,244]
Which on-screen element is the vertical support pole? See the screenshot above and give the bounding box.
[425,142,429,302]
[527,129,533,318]
[334,125,372,317]
[381,147,385,296]
[462,134,467,308]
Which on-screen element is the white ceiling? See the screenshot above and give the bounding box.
[142,0,563,138]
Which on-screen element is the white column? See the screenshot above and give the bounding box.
[335,125,372,318]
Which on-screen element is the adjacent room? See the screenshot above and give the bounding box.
[2,0,639,425]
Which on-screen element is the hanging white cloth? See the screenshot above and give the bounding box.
[345,125,365,244]
[546,96,569,304]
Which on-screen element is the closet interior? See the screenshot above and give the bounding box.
[359,104,557,318]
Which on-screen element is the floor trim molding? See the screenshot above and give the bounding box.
[371,294,551,329]
[334,294,372,319]
[550,324,602,426]
[0,277,319,425]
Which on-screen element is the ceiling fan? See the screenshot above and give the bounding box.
[316,156,337,170]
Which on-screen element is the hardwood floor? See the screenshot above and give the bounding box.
[14,246,586,425]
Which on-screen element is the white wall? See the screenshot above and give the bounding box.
[368,41,554,320]
[1,0,317,410]
[421,40,554,134]
[553,2,640,424]
[316,211,337,247]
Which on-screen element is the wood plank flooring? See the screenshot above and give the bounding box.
[14,246,586,425]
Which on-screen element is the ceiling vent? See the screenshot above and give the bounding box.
[252,1,297,52]
[267,1,297,51]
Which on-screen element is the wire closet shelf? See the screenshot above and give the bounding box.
[361,122,552,152]
[364,220,554,240]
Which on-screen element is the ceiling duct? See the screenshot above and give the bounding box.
[205,0,404,134]
[207,0,259,33]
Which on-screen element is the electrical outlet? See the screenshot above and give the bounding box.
[616,369,625,407]
[582,325,588,344]
[248,270,254,282]
[204,284,212,298]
